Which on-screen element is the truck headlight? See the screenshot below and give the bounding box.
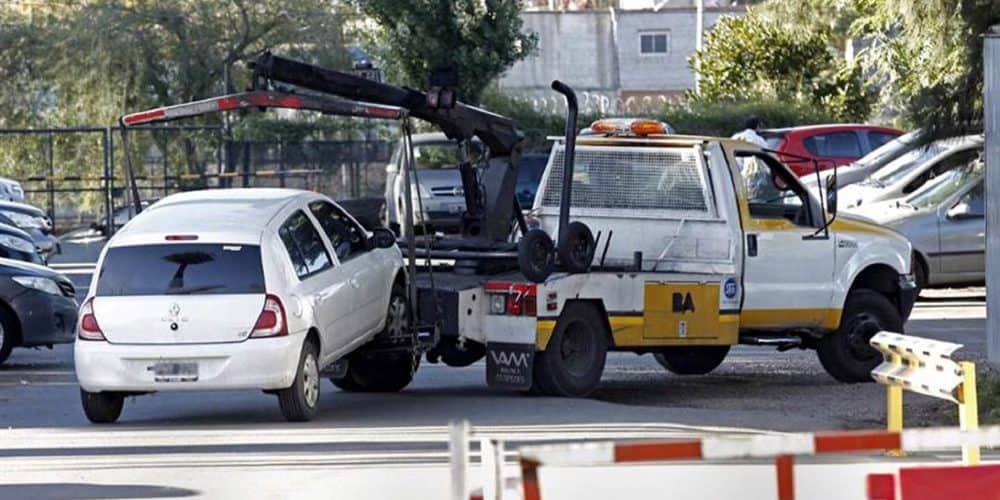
[1,210,45,229]
[0,234,34,253]
[11,276,62,295]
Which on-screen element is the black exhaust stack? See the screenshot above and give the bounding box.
[551,80,577,247]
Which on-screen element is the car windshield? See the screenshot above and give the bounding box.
[906,159,984,210]
[412,142,483,170]
[855,130,921,169]
[869,141,948,186]
[96,243,265,296]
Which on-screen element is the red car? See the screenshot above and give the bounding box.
[760,124,903,176]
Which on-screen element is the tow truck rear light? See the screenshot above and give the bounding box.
[484,282,537,317]
[250,294,288,338]
[78,298,105,341]
[165,234,199,241]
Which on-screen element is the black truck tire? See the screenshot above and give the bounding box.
[654,346,730,375]
[0,308,18,366]
[519,229,555,283]
[278,339,321,422]
[817,288,902,383]
[559,221,595,273]
[80,388,124,424]
[532,303,608,397]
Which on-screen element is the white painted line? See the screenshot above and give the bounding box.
[702,433,815,459]
[520,441,616,466]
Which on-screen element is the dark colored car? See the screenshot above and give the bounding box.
[761,124,903,176]
[516,154,550,209]
[0,200,60,258]
[0,223,45,264]
[0,258,78,365]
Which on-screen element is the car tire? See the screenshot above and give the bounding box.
[80,388,124,424]
[278,339,321,422]
[330,286,418,393]
[817,288,901,383]
[532,303,608,397]
[0,308,18,366]
[518,229,555,283]
[654,346,730,375]
[558,221,595,274]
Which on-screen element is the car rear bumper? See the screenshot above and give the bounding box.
[74,332,305,392]
[10,290,77,347]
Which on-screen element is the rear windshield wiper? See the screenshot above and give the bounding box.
[167,284,226,295]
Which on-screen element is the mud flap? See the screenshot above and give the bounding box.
[486,342,534,390]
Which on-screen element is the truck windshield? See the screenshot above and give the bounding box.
[97,243,265,296]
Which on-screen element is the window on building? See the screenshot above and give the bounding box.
[639,32,669,55]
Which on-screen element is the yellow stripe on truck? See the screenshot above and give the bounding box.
[740,308,841,330]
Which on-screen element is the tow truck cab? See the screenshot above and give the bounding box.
[437,121,917,396]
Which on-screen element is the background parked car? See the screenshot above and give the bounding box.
[761,124,902,176]
[0,178,25,202]
[0,223,45,264]
[0,200,59,258]
[840,135,982,209]
[851,159,984,288]
[0,258,77,365]
[384,132,483,236]
[802,129,924,192]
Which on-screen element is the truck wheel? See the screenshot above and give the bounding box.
[559,221,595,273]
[817,289,902,383]
[80,388,124,424]
[278,339,321,422]
[654,346,730,375]
[330,288,418,392]
[532,303,608,397]
[0,308,18,366]
[519,229,555,283]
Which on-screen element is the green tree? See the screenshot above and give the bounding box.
[353,0,538,105]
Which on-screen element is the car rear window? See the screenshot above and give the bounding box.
[803,132,862,158]
[97,244,265,296]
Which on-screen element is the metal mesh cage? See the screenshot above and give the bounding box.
[541,145,709,212]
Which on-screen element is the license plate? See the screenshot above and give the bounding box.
[149,361,199,382]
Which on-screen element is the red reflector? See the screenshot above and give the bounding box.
[165,235,198,241]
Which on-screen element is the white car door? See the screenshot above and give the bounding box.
[277,208,357,363]
[308,200,389,335]
[734,151,837,329]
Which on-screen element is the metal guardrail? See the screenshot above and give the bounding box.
[869,331,980,464]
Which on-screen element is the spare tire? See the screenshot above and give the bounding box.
[519,229,555,283]
[559,221,595,273]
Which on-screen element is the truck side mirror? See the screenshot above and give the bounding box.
[371,227,397,249]
[825,173,838,217]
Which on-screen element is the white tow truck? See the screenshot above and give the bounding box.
[423,115,918,396]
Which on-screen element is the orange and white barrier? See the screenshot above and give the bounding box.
[515,426,1000,500]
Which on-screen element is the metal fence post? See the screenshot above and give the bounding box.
[986,26,1000,365]
[449,420,470,500]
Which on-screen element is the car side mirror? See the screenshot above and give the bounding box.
[825,173,838,216]
[371,227,397,249]
[946,202,980,220]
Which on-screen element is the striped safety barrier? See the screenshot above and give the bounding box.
[510,426,1000,500]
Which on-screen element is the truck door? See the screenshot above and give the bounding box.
[734,150,837,329]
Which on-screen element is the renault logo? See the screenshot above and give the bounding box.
[169,303,181,318]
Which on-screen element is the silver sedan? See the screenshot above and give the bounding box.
[849,159,984,287]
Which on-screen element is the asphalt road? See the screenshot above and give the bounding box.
[1,255,991,499]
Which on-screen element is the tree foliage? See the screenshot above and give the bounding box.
[689,9,875,122]
[353,0,538,105]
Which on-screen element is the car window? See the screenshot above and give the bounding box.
[308,201,368,261]
[412,141,483,170]
[960,182,985,217]
[907,160,983,210]
[870,142,948,186]
[96,244,265,296]
[736,152,813,227]
[279,210,333,279]
[867,132,898,151]
[803,132,862,158]
[855,130,921,169]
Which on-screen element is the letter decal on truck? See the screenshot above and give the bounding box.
[672,292,696,313]
[486,342,534,390]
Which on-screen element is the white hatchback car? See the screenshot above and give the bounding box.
[75,189,407,423]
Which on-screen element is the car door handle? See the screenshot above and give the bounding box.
[349,278,361,289]
[747,234,758,257]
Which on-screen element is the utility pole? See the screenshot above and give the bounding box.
[985,25,1000,365]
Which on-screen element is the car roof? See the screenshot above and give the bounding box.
[762,124,901,135]
[0,222,32,239]
[0,200,45,215]
[111,188,313,246]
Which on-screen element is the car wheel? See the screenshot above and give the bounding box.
[80,388,124,424]
[278,339,321,422]
[817,288,901,383]
[654,346,730,375]
[0,308,18,366]
[331,286,419,393]
[532,303,608,397]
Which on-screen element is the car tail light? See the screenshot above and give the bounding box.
[250,294,287,338]
[484,282,537,317]
[78,298,105,341]
[165,234,198,241]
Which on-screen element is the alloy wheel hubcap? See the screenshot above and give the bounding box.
[387,297,407,338]
[303,353,319,407]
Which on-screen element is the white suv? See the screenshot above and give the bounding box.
[75,188,407,422]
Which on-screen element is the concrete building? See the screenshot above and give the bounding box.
[499,4,746,114]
